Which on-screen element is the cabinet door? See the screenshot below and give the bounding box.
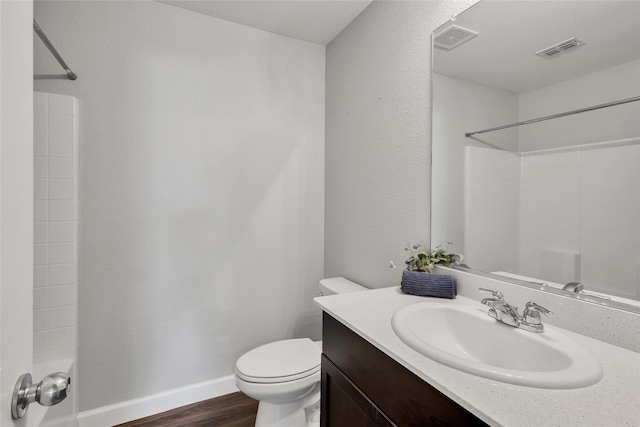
[322,313,487,427]
[321,355,395,427]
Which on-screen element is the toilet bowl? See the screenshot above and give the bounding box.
[235,277,367,427]
[236,338,322,427]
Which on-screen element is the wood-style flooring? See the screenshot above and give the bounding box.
[115,392,258,427]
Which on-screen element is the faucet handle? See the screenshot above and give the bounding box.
[520,301,552,333]
[524,301,552,316]
[479,288,503,300]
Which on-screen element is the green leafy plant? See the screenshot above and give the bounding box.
[401,243,463,273]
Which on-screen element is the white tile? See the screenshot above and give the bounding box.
[34,134,48,156]
[48,222,76,243]
[49,284,76,307]
[49,180,75,200]
[49,136,75,158]
[33,352,49,366]
[34,156,48,178]
[34,266,48,287]
[49,200,75,221]
[34,92,47,115]
[48,327,76,350]
[48,264,76,286]
[48,346,75,361]
[34,179,48,200]
[34,244,48,266]
[48,243,76,264]
[48,94,75,116]
[48,115,75,138]
[49,157,74,179]
[34,222,48,244]
[34,288,48,310]
[34,113,48,135]
[33,331,48,354]
[48,306,75,329]
[34,200,48,221]
[34,309,48,331]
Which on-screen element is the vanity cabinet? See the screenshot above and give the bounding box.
[321,313,487,427]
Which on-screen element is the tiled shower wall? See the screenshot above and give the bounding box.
[33,92,78,365]
[519,141,640,300]
[464,141,640,301]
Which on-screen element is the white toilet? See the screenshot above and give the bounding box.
[235,278,368,427]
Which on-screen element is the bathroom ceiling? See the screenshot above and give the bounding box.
[434,1,640,93]
[157,0,372,45]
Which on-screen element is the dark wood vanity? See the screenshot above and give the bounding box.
[321,312,488,426]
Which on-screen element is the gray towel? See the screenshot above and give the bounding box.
[401,270,457,299]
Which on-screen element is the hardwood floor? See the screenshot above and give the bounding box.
[115,392,258,427]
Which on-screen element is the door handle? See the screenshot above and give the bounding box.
[11,372,70,419]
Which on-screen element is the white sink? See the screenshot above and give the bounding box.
[391,302,603,389]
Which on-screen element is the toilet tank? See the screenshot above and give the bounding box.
[319,277,368,296]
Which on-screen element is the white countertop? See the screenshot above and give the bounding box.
[314,286,640,427]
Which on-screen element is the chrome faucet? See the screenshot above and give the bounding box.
[479,288,503,306]
[479,288,552,333]
[563,282,584,293]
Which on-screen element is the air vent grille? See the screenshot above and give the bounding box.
[536,37,585,58]
[434,25,478,50]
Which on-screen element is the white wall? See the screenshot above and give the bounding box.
[34,1,325,413]
[519,59,640,151]
[325,1,477,288]
[432,74,518,256]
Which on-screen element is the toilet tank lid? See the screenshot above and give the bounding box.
[319,277,368,295]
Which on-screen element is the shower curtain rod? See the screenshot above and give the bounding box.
[33,19,77,80]
[465,95,640,137]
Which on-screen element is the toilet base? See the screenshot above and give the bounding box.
[254,383,320,427]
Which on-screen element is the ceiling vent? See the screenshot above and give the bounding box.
[536,37,585,58]
[434,25,478,50]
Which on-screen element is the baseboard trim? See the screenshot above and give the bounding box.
[42,415,79,427]
[77,375,238,427]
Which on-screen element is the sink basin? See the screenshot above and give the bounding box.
[391,302,603,389]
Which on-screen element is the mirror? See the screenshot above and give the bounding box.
[431,0,640,312]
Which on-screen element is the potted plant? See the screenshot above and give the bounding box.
[390,243,463,299]
[402,243,463,273]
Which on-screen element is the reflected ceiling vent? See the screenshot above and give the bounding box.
[536,37,585,58]
[434,25,478,50]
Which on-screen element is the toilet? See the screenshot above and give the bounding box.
[235,277,368,427]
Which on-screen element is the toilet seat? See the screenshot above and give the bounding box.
[236,338,321,384]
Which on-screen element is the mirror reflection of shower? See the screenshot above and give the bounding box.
[431,0,640,310]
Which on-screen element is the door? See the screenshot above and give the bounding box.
[1,0,36,425]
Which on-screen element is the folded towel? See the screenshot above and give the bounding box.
[401,270,457,299]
